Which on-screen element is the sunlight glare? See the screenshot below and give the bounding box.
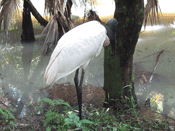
[170,21,175,28]
[141,25,165,31]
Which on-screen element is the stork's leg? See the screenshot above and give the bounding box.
[79,68,85,119]
[74,69,79,90]
[74,68,85,120]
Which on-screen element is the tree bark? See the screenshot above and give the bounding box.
[104,0,144,106]
[21,0,35,42]
[25,0,48,27]
[64,0,72,21]
[56,0,73,43]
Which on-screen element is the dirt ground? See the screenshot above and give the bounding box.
[47,83,105,108]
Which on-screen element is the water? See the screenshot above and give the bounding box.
[134,24,175,118]
[0,23,175,118]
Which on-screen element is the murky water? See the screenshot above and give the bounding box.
[135,25,175,118]
[0,24,175,118]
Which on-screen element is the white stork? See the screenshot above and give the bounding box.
[44,18,118,120]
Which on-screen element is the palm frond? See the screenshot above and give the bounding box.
[144,0,162,28]
[42,0,76,54]
[45,0,66,16]
[42,0,74,54]
[78,0,98,7]
[0,0,20,36]
[86,9,103,24]
[42,16,58,54]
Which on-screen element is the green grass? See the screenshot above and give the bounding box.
[0,107,17,130]
[39,98,138,131]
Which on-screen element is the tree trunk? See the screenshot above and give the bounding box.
[56,0,73,42]
[64,0,72,21]
[104,0,144,106]
[25,0,48,27]
[21,0,35,42]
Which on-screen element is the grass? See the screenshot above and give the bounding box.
[37,98,137,131]
[0,108,17,130]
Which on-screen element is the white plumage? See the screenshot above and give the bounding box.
[44,18,118,120]
[44,21,108,85]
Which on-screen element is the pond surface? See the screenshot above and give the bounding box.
[0,24,175,118]
[135,25,175,118]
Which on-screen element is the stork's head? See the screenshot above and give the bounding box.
[104,18,118,60]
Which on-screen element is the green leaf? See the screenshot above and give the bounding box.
[46,126,52,131]
[76,122,81,127]
[69,112,79,122]
[55,99,71,107]
[64,118,73,125]
[80,119,93,124]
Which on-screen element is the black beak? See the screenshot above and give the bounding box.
[111,33,116,61]
[113,33,116,60]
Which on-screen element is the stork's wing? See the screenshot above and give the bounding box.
[44,21,107,85]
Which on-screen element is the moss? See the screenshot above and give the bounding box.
[138,22,142,26]
[138,9,144,15]
[104,45,123,99]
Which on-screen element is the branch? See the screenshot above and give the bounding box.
[25,0,48,27]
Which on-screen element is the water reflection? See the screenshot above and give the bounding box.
[0,40,49,116]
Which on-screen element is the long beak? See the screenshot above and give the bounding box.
[114,34,116,60]
[111,33,116,61]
